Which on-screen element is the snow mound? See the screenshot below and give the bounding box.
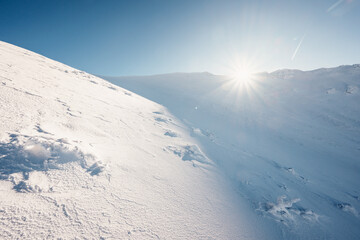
[0,41,263,239]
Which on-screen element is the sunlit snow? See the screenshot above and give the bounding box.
[105,65,360,239]
[1,40,360,239]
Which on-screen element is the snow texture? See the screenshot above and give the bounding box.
[0,41,265,239]
[105,64,360,239]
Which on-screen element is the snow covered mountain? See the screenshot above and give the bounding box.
[1,39,359,239]
[0,41,274,239]
[104,66,360,239]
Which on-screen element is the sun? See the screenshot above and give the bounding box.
[226,56,258,84]
[230,66,254,84]
[217,55,262,104]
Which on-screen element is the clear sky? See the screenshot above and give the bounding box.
[0,0,359,76]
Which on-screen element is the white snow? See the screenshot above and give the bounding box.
[2,39,360,239]
[0,41,270,239]
[105,65,360,239]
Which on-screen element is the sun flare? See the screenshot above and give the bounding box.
[227,56,258,85]
[220,56,262,100]
[231,67,254,83]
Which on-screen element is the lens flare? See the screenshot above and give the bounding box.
[230,66,255,84]
[217,55,263,110]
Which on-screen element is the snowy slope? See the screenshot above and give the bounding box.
[0,41,274,239]
[105,66,360,239]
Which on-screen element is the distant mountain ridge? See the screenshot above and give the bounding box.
[101,63,360,80]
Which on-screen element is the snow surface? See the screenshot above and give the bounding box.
[1,39,359,239]
[0,41,275,239]
[105,65,360,239]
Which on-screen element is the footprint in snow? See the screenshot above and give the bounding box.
[86,161,105,176]
[166,145,212,167]
[346,85,359,95]
[259,196,319,225]
[35,124,53,135]
[152,111,163,115]
[155,117,168,123]
[164,130,178,137]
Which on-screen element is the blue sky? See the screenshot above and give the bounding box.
[0,0,359,76]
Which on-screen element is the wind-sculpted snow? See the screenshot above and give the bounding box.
[0,41,267,239]
[0,134,87,181]
[105,65,360,239]
[166,144,212,168]
[258,196,319,225]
